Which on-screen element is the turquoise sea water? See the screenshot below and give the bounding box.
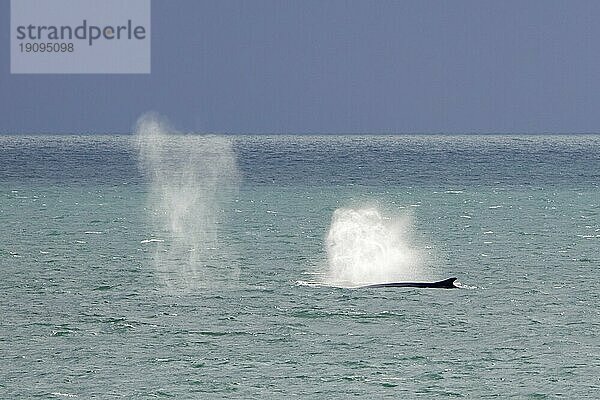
[1,135,599,398]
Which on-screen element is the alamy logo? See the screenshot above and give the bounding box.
[11,0,151,74]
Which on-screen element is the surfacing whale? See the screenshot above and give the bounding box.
[359,277,458,289]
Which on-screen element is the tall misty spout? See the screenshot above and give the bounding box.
[135,113,240,291]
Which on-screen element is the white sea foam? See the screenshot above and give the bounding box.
[455,281,478,290]
[140,239,164,244]
[295,280,325,287]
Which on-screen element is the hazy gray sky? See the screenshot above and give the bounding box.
[2,0,600,134]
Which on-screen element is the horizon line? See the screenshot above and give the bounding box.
[1,131,600,136]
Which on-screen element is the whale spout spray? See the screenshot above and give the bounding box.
[136,113,240,291]
[324,206,431,287]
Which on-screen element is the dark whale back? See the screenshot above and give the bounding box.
[360,277,458,289]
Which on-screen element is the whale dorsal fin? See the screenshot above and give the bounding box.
[358,277,459,289]
[435,277,457,288]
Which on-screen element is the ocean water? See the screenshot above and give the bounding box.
[1,134,599,398]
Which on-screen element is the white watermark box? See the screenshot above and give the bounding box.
[11,0,151,74]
